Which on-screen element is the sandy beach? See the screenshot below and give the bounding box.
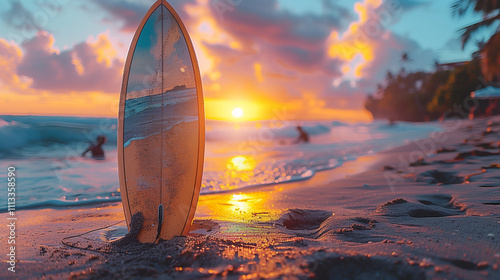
[2,117,500,280]
[2,0,500,279]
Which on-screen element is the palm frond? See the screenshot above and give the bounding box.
[452,0,473,16]
[472,0,500,15]
[453,0,500,16]
[459,13,500,48]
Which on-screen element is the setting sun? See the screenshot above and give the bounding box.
[232,107,244,118]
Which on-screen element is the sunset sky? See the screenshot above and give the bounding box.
[0,0,484,122]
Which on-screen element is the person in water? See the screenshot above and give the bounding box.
[293,126,309,144]
[388,118,396,126]
[82,135,107,158]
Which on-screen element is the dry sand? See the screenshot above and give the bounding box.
[1,117,500,279]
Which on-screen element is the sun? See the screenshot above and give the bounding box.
[232,107,244,118]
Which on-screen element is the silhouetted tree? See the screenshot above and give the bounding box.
[433,60,440,71]
[400,52,412,74]
[401,52,411,63]
[452,0,500,47]
[481,32,500,82]
[385,71,394,82]
[452,0,500,81]
[366,68,453,122]
[427,60,482,114]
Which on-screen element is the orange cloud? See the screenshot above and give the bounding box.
[180,0,375,121]
[0,31,123,117]
[3,0,428,121]
[254,63,264,83]
[87,33,118,67]
[0,39,32,91]
[328,0,383,81]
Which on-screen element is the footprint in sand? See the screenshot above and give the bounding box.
[440,258,489,271]
[275,209,333,236]
[276,209,389,243]
[375,195,465,218]
[455,150,500,160]
[436,147,458,153]
[189,220,220,236]
[475,142,498,150]
[417,170,464,185]
[307,252,426,280]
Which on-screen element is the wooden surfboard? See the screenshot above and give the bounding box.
[117,0,204,243]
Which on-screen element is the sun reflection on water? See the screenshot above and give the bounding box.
[198,190,282,223]
[229,193,252,214]
[227,156,256,171]
[202,154,311,193]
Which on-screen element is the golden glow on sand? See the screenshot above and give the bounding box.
[198,190,279,222]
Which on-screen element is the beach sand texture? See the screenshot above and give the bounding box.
[1,117,500,279]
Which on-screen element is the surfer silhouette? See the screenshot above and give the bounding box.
[82,135,107,158]
[388,118,396,126]
[293,126,309,144]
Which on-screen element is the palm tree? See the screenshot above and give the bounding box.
[385,71,394,83]
[433,60,440,71]
[471,39,486,58]
[401,52,411,63]
[400,52,412,75]
[452,0,500,81]
[452,0,500,47]
[481,32,500,82]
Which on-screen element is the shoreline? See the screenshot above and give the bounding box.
[2,116,500,279]
[0,127,426,214]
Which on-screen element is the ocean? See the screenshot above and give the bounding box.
[0,115,443,212]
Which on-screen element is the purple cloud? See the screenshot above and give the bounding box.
[17,31,123,93]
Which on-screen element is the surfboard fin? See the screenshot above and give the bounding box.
[155,204,164,243]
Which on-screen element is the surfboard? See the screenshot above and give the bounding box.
[117,0,204,243]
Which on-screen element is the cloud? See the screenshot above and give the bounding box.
[209,0,348,50]
[2,0,43,33]
[1,0,66,39]
[0,0,438,120]
[15,31,123,93]
[326,0,436,87]
[90,0,198,33]
[193,0,353,110]
[0,39,31,91]
[361,32,436,81]
[192,0,437,115]
[91,0,149,33]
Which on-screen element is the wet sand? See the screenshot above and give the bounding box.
[1,117,500,279]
